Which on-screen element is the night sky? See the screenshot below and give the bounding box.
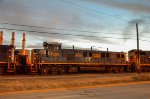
[0,0,150,52]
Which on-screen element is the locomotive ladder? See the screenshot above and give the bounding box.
[7,62,16,73]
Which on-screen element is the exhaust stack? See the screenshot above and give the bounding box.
[0,31,3,45]
[22,32,26,55]
[11,32,15,62]
[11,32,15,46]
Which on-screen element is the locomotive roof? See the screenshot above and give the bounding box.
[0,45,14,48]
[129,49,142,52]
[62,48,126,53]
[31,48,126,53]
[45,42,62,45]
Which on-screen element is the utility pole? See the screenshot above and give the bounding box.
[91,46,95,51]
[72,45,74,50]
[136,23,140,74]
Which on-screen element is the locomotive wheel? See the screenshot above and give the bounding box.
[137,69,141,74]
[0,67,3,75]
[57,67,65,74]
[108,67,113,73]
[148,68,150,72]
[77,66,80,73]
[64,67,69,73]
[51,67,58,74]
[41,68,48,75]
[120,67,124,73]
[105,66,110,73]
[115,67,119,73]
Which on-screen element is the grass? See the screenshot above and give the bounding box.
[0,73,150,93]
[132,74,150,81]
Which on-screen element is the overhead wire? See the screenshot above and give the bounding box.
[61,0,130,22]
[0,0,139,38]
[61,0,150,41]
[0,0,149,50]
[0,27,126,38]
[0,27,149,43]
[1,22,150,41]
[0,0,149,44]
[0,21,135,36]
[0,21,150,43]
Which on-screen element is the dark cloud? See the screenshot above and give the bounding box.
[1,0,150,50]
[129,19,145,24]
[122,18,145,41]
[125,18,150,39]
[87,0,150,13]
[0,0,3,3]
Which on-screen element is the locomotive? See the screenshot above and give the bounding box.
[31,42,128,75]
[128,49,150,72]
[0,31,150,75]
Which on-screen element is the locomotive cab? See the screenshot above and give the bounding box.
[43,42,62,51]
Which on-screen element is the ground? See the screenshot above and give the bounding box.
[0,73,150,94]
[0,81,150,99]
